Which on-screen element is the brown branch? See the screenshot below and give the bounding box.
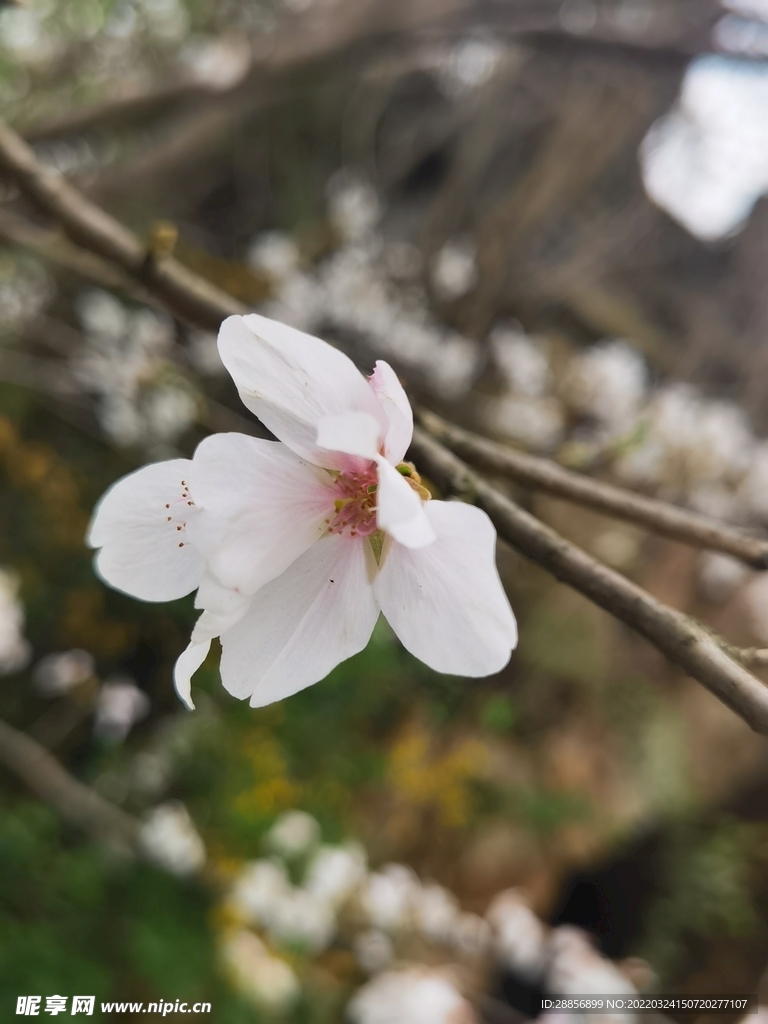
[0,348,81,400]
[21,80,225,143]
[417,409,768,570]
[409,427,768,735]
[0,121,244,329]
[0,716,140,853]
[0,207,160,304]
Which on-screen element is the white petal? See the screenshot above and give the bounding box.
[186,433,334,595]
[316,411,381,460]
[375,457,436,549]
[217,314,387,470]
[368,361,413,464]
[194,572,253,637]
[173,577,254,710]
[88,459,205,602]
[375,500,517,676]
[173,639,211,710]
[219,535,379,707]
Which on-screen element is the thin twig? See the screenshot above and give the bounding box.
[0,716,139,853]
[417,408,768,570]
[409,427,768,735]
[21,80,225,143]
[0,207,158,303]
[0,121,244,329]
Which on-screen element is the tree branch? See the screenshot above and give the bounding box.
[409,427,768,735]
[0,121,244,329]
[0,716,139,854]
[0,208,160,303]
[417,409,768,570]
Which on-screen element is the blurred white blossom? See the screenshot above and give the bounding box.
[451,912,492,957]
[265,810,321,858]
[0,569,30,675]
[483,395,565,450]
[349,968,476,1024]
[383,241,423,281]
[353,929,394,974]
[267,886,336,953]
[546,926,636,1024]
[715,14,768,58]
[187,330,225,377]
[219,929,300,1013]
[179,36,251,90]
[248,231,301,281]
[0,257,52,328]
[431,334,480,399]
[77,290,128,344]
[139,802,206,876]
[491,327,551,397]
[700,552,749,598]
[361,863,420,931]
[439,37,504,96]
[229,856,335,953]
[143,386,197,444]
[73,292,195,449]
[431,239,478,302]
[618,386,753,497]
[723,0,768,18]
[304,842,367,907]
[33,649,94,696]
[414,883,460,943]
[94,678,150,742]
[563,341,647,432]
[487,889,548,980]
[229,859,292,926]
[642,56,768,240]
[327,173,380,243]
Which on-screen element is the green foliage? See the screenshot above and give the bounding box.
[479,694,518,734]
[640,817,763,978]
[0,801,273,1021]
[517,602,607,689]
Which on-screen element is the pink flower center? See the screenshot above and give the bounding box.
[326,466,379,538]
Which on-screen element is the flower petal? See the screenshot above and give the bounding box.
[194,571,253,636]
[173,572,254,709]
[173,640,210,710]
[219,534,379,707]
[375,457,436,549]
[316,411,381,461]
[186,433,334,595]
[368,360,413,464]
[217,314,387,470]
[374,500,517,676]
[87,459,205,602]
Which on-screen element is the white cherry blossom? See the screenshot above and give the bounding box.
[87,313,517,709]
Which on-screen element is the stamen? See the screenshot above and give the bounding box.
[327,466,379,538]
[164,481,194,539]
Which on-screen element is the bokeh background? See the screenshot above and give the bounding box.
[2,0,768,1020]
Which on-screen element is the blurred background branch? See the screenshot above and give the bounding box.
[0,716,139,854]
